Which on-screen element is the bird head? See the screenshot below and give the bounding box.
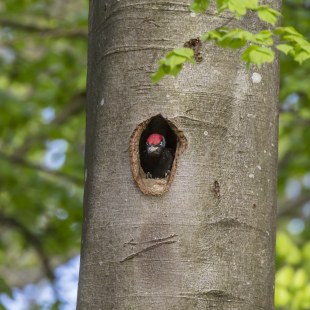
[146,133,166,157]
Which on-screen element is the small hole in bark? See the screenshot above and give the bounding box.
[130,114,187,196]
[184,38,203,63]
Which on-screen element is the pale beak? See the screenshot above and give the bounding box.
[148,145,158,153]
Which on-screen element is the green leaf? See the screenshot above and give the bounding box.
[151,48,195,83]
[151,66,167,83]
[241,45,274,66]
[160,55,188,68]
[216,0,228,13]
[241,0,258,9]
[170,65,183,77]
[274,26,310,64]
[219,29,253,48]
[294,51,310,64]
[299,43,310,54]
[228,1,246,16]
[276,44,294,55]
[190,0,210,13]
[283,35,309,46]
[227,0,258,17]
[202,28,273,48]
[253,30,273,46]
[201,29,226,42]
[256,6,281,25]
[173,48,195,59]
[274,27,303,37]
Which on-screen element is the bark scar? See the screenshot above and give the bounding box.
[125,234,177,245]
[196,289,243,301]
[121,238,177,262]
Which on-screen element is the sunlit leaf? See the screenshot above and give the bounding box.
[190,0,210,13]
[241,45,274,66]
[152,48,195,83]
[276,44,294,55]
[256,6,281,25]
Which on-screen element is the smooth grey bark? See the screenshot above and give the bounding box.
[77,1,280,309]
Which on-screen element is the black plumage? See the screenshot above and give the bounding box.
[140,134,174,178]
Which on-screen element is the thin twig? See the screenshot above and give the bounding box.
[215,17,235,30]
[0,151,83,185]
[278,192,310,218]
[0,18,87,39]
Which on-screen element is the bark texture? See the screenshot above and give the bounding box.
[78,1,280,309]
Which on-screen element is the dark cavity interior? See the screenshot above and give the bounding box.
[139,114,177,178]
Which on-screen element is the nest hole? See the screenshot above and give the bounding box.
[130,114,187,196]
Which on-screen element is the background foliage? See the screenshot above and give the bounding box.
[0,0,309,309]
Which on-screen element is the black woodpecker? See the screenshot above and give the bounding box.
[140,133,174,178]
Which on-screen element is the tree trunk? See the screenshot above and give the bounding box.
[77,1,280,309]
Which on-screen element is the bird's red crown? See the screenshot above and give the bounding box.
[147,133,163,145]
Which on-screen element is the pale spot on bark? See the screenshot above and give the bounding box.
[203,130,208,136]
[84,169,87,181]
[264,150,267,153]
[251,72,262,83]
[257,165,262,170]
[100,97,105,106]
[247,113,256,118]
[249,173,255,178]
[99,261,103,266]
[190,12,196,17]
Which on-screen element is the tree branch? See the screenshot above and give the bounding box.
[0,151,83,185]
[52,91,86,125]
[0,211,55,282]
[284,2,310,11]
[0,18,87,39]
[14,91,86,157]
[277,192,310,218]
